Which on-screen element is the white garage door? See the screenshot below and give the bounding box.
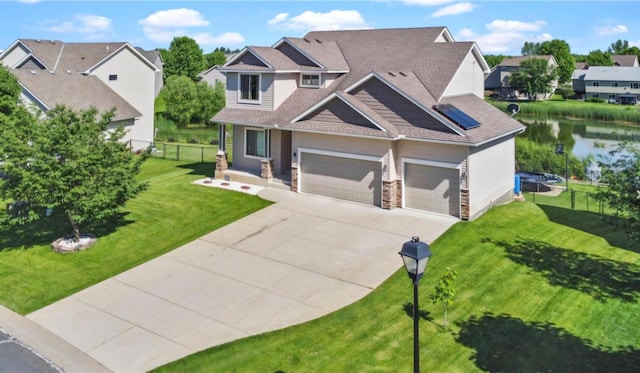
[300,153,381,206]
[404,163,460,217]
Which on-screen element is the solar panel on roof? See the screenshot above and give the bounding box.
[434,103,480,130]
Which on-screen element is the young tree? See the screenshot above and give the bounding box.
[508,57,558,100]
[430,267,458,330]
[0,106,149,242]
[595,144,640,242]
[164,36,206,82]
[484,55,508,68]
[539,39,575,84]
[0,65,21,115]
[586,50,614,66]
[192,80,225,125]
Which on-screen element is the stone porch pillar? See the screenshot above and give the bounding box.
[261,158,274,180]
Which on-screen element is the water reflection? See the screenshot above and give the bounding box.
[519,116,640,160]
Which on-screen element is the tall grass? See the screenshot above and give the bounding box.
[154,116,218,144]
[490,100,640,123]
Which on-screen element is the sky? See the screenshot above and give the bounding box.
[1,0,639,56]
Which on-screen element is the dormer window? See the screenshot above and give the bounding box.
[301,74,321,88]
[239,74,261,103]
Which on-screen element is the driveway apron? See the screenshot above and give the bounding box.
[27,188,457,372]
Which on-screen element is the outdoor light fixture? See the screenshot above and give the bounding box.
[399,236,432,373]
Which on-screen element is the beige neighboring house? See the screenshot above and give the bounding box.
[212,27,525,220]
[485,55,559,100]
[135,47,164,97]
[198,65,226,87]
[0,39,161,149]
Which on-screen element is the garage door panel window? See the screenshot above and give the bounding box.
[246,128,267,158]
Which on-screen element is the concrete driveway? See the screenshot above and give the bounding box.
[27,188,457,372]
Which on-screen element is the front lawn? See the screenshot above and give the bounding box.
[154,201,639,372]
[0,158,272,314]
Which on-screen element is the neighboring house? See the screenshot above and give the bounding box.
[198,65,226,87]
[135,47,164,97]
[572,66,640,104]
[485,55,559,100]
[0,39,160,149]
[212,27,525,220]
[613,54,639,67]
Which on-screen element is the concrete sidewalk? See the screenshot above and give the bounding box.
[27,188,457,372]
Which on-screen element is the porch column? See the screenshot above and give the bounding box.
[216,124,228,172]
[382,180,399,209]
[261,158,274,180]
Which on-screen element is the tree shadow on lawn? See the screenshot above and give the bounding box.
[483,237,640,303]
[402,302,433,322]
[0,211,133,252]
[537,204,639,254]
[456,313,639,373]
[178,162,216,178]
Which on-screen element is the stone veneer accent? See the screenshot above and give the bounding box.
[290,164,298,192]
[382,180,398,209]
[216,151,228,171]
[396,180,402,207]
[261,159,274,180]
[461,188,470,220]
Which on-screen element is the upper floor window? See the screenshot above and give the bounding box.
[612,82,619,87]
[301,74,321,88]
[632,83,640,89]
[239,74,260,103]
[109,74,118,81]
[592,81,600,87]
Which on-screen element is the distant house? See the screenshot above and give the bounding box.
[198,53,236,87]
[0,39,161,149]
[212,27,524,220]
[135,47,164,97]
[613,54,639,67]
[485,55,558,100]
[572,66,640,104]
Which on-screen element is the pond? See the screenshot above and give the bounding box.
[517,115,640,161]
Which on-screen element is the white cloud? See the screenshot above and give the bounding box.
[432,2,475,17]
[139,9,244,47]
[47,14,111,35]
[268,10,369,32]
[457,20,552,54]
[486,20,546,33]
[596,24,629,36]
[403,0,456,6]
[139,8,209,29]
[268,13,289,26]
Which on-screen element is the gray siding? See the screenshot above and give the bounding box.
[228,52,267,68]
[226,72,275,111]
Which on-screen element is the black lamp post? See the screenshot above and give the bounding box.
[555,143,569,190]
[399,236,432,373]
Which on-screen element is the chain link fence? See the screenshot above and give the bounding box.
[526,188,618,216]
[130,140,221,163]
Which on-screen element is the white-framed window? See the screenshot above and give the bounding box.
[300,73,321,88]
[632,82,640,89]
[608,94,616,99]
[612,82,619,87]
[592,81,600,87]
[239,74,260,103]
[245,128,269,158]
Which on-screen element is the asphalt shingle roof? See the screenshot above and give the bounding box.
[213,27,524,146]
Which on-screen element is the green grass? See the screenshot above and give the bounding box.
[154,201,639,373]
[0,158,272,314]
[151,142,220,164]
[490,99,640,124]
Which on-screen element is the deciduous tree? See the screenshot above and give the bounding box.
[164,36,206,82]
[539,39,575,84]
[586,49,614,66]
[521,41,541,56]
[508,57,558,100]
[0,106,149,242]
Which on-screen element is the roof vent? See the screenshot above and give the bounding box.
[315,39,322,43]
[36,40,41,43]
[30,70,37,75]
[66,70,71,74]
[50,40,55,44]
[388,72,396,77]
[106,45,109,52]
[399,71,407,76]
[303,38,310,43]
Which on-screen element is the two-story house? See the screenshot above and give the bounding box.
[212,27,524,220]
[484,55,559,100]
[0,39,161,149]
[572,66,640,104]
